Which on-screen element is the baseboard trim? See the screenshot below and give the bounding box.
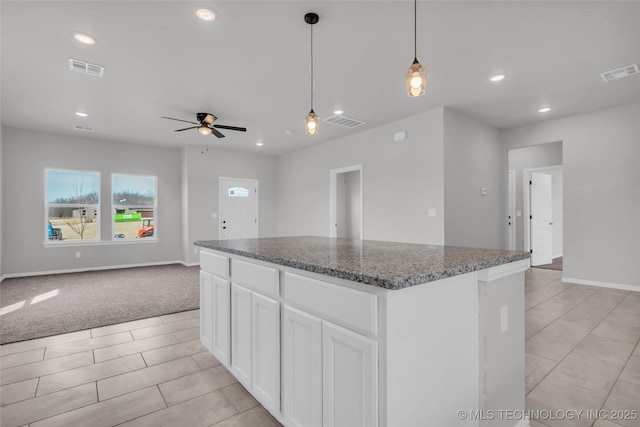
[180,261,200,267]
[1,260,189,279]
[563,277,639,292]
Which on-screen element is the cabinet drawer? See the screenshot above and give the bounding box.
[284,273,378,336]
[201,250,229,277]
[231,259,279,299]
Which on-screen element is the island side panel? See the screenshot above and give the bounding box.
[382,272,479,427]
[477,269,527,427]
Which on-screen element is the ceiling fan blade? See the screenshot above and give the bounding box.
[213,124,247,132]
[162,116,199,125]
[174,126,198,132]
[211,128,226,138]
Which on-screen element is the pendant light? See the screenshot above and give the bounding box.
[406,0,426,97]
[304,12,319,135]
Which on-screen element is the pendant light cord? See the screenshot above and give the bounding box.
[413,0,417,60]
[310,23,314,110]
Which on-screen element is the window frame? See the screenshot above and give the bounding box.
[44,168,101,245]
[111,173,158,242]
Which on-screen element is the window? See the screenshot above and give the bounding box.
[112,174,157,240]
[228,187,249,197]
[45,169,100,242]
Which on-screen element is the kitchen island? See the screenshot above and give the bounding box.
[194,236,530,427]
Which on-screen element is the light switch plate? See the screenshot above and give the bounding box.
[428,208,436,217]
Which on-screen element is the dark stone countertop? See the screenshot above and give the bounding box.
[194,236,530,290]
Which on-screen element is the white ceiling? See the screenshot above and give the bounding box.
[2,1,639,156]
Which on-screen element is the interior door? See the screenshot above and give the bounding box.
[530,172,553,266]
[219,178,259,240]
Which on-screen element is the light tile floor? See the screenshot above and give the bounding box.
[0,309,281,427]
[1,270,638,427]
[525,268,640,427]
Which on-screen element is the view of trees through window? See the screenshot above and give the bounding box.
[112,174,157,240]
[46,169,100,241]
[45,169,158,243]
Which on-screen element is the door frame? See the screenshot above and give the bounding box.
[523,165,561,254]
[218,177,259,240]
[507,169,516,250]
[329,165,363,239]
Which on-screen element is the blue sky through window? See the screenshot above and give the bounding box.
[46,169,99,204]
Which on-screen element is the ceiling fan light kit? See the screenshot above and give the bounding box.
[305,12,319,135]
[406,0,426,97]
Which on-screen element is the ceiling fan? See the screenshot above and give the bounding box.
[161,112,247,138]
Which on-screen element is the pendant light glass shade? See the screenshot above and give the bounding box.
[198,125,212,135]
[305,109,319,135]
[406,58,426,97]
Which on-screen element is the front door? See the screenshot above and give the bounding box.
[219,177,259,240]
[530,172,553,266]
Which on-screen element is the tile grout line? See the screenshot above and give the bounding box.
[525,284,637,410]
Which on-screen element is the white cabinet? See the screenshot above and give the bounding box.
[230,283,281,416]
[283,304,378,427]
[200,271,214,352]
[322,321,378,427]
[283,306,323,427]
[252,292,281,415]
[211,276,230,366]
[231,283,252,387]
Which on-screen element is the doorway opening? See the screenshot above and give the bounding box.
[507,141,563,270]
[219,177,259,240]
[329,165,363,239]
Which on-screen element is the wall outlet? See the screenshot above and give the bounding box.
[500,306,509,333]
[481,187,487,196]
[75,251,81,259]
[428,208,436,217]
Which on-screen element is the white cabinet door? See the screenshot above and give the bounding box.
[322,321,378,427]
[231,283,252,387]
[252,292,281,415]
[212,276,231,366]
[283,306,322,427]
[200,271,214,353]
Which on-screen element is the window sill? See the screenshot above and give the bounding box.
[43,239,159,248]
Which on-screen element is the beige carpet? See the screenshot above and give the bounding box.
[0,264,199,344]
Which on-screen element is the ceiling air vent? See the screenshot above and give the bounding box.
[74,125,94,132]
[600,64,638,82]
[324,115,365,129]
[68,58,104,77]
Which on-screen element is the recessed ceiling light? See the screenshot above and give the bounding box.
[256,141,264,147]
[75,111,88,117]
[195,8,216,21]
[538,107,551,113]
[73,32,96,45]
[489,74,506,82]
[333,109,344,115]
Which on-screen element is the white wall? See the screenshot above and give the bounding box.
[276,108,445,245]
[502,102,640,289]
[182,145,277,265]
[507,142,563,253]
[443,108,504,249]
[0,127,4,279]
[1,127,183,275]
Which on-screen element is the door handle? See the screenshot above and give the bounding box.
[222,226,227,229]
